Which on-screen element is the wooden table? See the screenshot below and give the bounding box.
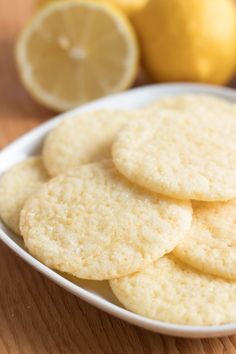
[2,1,236,353]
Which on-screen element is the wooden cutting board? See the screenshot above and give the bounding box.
[1,1,236,352]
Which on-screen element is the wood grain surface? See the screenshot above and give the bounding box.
[2,1,236,353]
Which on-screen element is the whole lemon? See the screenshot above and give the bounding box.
[133,0,236,84]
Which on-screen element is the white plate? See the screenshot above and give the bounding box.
[1,83,236,338]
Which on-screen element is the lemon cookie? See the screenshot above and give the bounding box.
[146,94,236,115]
[0,157,49,235]
[20,160,192,280]
[43,109,137,177]
[112,109,236,201]
[173,199,236,280]
[109,255,236,326]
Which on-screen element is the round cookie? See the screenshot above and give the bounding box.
[112,108,236,201]
[20,160,192,280]
[173,199,236,280]
[145,94,236,115]
[109,255,236,326]
[0,157,49,235]
[43,109,137,177]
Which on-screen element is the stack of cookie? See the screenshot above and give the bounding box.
[1,94,236,326]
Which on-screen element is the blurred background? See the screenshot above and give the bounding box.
[2,0,236,148]
[1,0,53,148]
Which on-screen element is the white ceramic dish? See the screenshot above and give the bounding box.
[1,83,236,338]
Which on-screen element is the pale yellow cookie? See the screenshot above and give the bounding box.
[20,160,192,280]
[173,199,236,280]
[112,108,236,201]
[43,109,137,177]
[109,255,236,326]
[0,157,49,235]
[145,94,236,115]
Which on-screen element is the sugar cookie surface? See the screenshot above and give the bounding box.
[146,94,236,115]
[112,108,236,201]
[43,109,137,176]
[173,200,236,280]
[109,255,236,326]
[0,157,49,235]
[20,160,192,280]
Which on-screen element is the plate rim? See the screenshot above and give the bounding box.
[1,82,236,338]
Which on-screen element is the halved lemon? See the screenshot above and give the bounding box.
[108,0,148,15]
[16,0,139,111]
[38,0,148,15]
